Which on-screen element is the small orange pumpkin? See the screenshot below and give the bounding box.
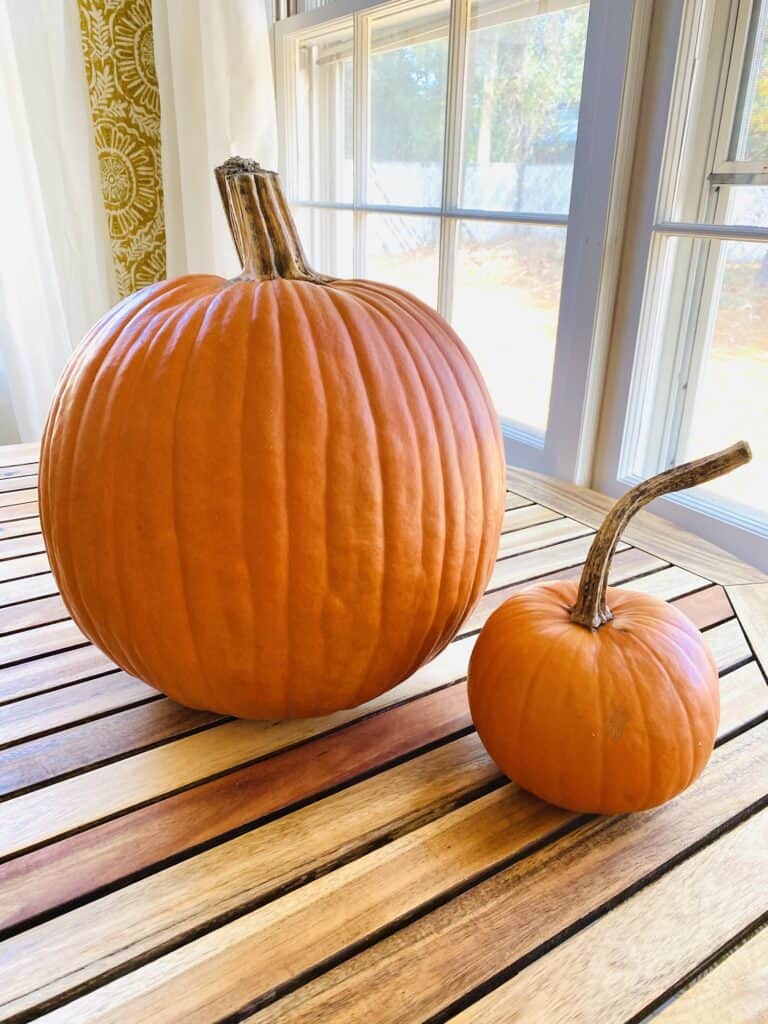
[468,442,751,814]
[40,158,505,719]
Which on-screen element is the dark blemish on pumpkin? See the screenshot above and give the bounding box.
[607,706,629,741]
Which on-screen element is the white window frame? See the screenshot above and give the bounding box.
[274,0,651,480]
[594,0,768,571]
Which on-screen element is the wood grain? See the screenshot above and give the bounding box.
[0,571,58,606]
[727,582,768,676]
[0,551,49,581]
[460,548,667,636]
[496,517,591,557]
[0,696,481,932]
[506,466,767,585]
[0,619,87,668]
[447,812,768,1023]
[0,488,39,509]
[0,594,70,636]
[0,453,764,1024]
[500,505,560,532]
[246,723,768,1024]
[0,646,116,704]
[33,724,768,1024]
[504,492,532,511]
[672,584,733,629]
[0,443,39,467]
[0,465,38,481]
[0,637,476,859]
[653,924,768,1023]
[703,617,751,673]
[0,671,156,757]
[0,741,515,1020]
[0,501,38,522]
[4,656,761,1015]
[488,534,616,591]
[0,532,46,560]
[0,694,209,775]
[718,661,768,739]
[0,474,38,493]
[0,516,41,539]
[0,576,743,794]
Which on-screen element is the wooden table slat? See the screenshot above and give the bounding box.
[24,722,768,1024]
[0,446,764,1024]
[242,723,768,1024]
[446,812,768,1024]
[727,582,768,677]
[652,923,768,1023]
[0,500,39,523]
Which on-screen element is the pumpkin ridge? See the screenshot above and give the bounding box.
[382,298,471,664]
[377,285,502,629]
[52,286,191,669]
[117,290,215,684]
[328,290,411,704]
[283,280,333,705]
[624,633,659,806]
[312,284,388,700]
[168,292,228,705]
[99,297,175,684]
[345,290,452,676]
[624,629,697,799]
[512,633,562,775]
[342,284,481,655]
[137,290,230,697]
[313,287,386,706]
[344,280,500,431]
[237,282,260,697]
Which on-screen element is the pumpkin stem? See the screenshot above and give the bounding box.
[570,441,752,630]
[214,157,333,283]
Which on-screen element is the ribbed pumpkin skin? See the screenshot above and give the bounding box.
[40,274,505,718]
[468,580,720,813]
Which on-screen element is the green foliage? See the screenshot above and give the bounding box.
[367,5,588,167]
[370,40,448,163]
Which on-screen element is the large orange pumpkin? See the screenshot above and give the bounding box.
[40,158,505,719]
[468,442,750,814]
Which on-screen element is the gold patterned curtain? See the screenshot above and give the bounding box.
[78,0,166,298]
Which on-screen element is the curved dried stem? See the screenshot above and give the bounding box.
[214,157,333,283]
[570,441,752,629]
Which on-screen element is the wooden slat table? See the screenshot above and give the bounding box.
[1,442,766,1023]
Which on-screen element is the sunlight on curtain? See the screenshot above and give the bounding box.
[0,0,116,441]
[153,0,279,278]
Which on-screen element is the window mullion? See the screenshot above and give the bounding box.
[353,9,369,276]
[436,0,469,321]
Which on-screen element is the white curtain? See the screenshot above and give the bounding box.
[153,0,279,279]
[0,0,116,442]
[0,0,278,443]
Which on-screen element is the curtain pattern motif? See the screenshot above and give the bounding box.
[78,0,166,297]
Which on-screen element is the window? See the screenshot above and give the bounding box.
[276,0,768,570]
[275,0,641,472]
[598,0,768,569]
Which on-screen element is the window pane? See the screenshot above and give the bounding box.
[451,221,566,432]
[368,1,450,207]
[292,207,354,278]
[732,0,768,161]
[364,213,440,308]
[681,241,768,511]
[725,185,768,226]
[460,0,589,214]
[294,24,353,202]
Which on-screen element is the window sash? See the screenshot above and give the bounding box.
[275,0,647,477]
[594,0,768,570]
